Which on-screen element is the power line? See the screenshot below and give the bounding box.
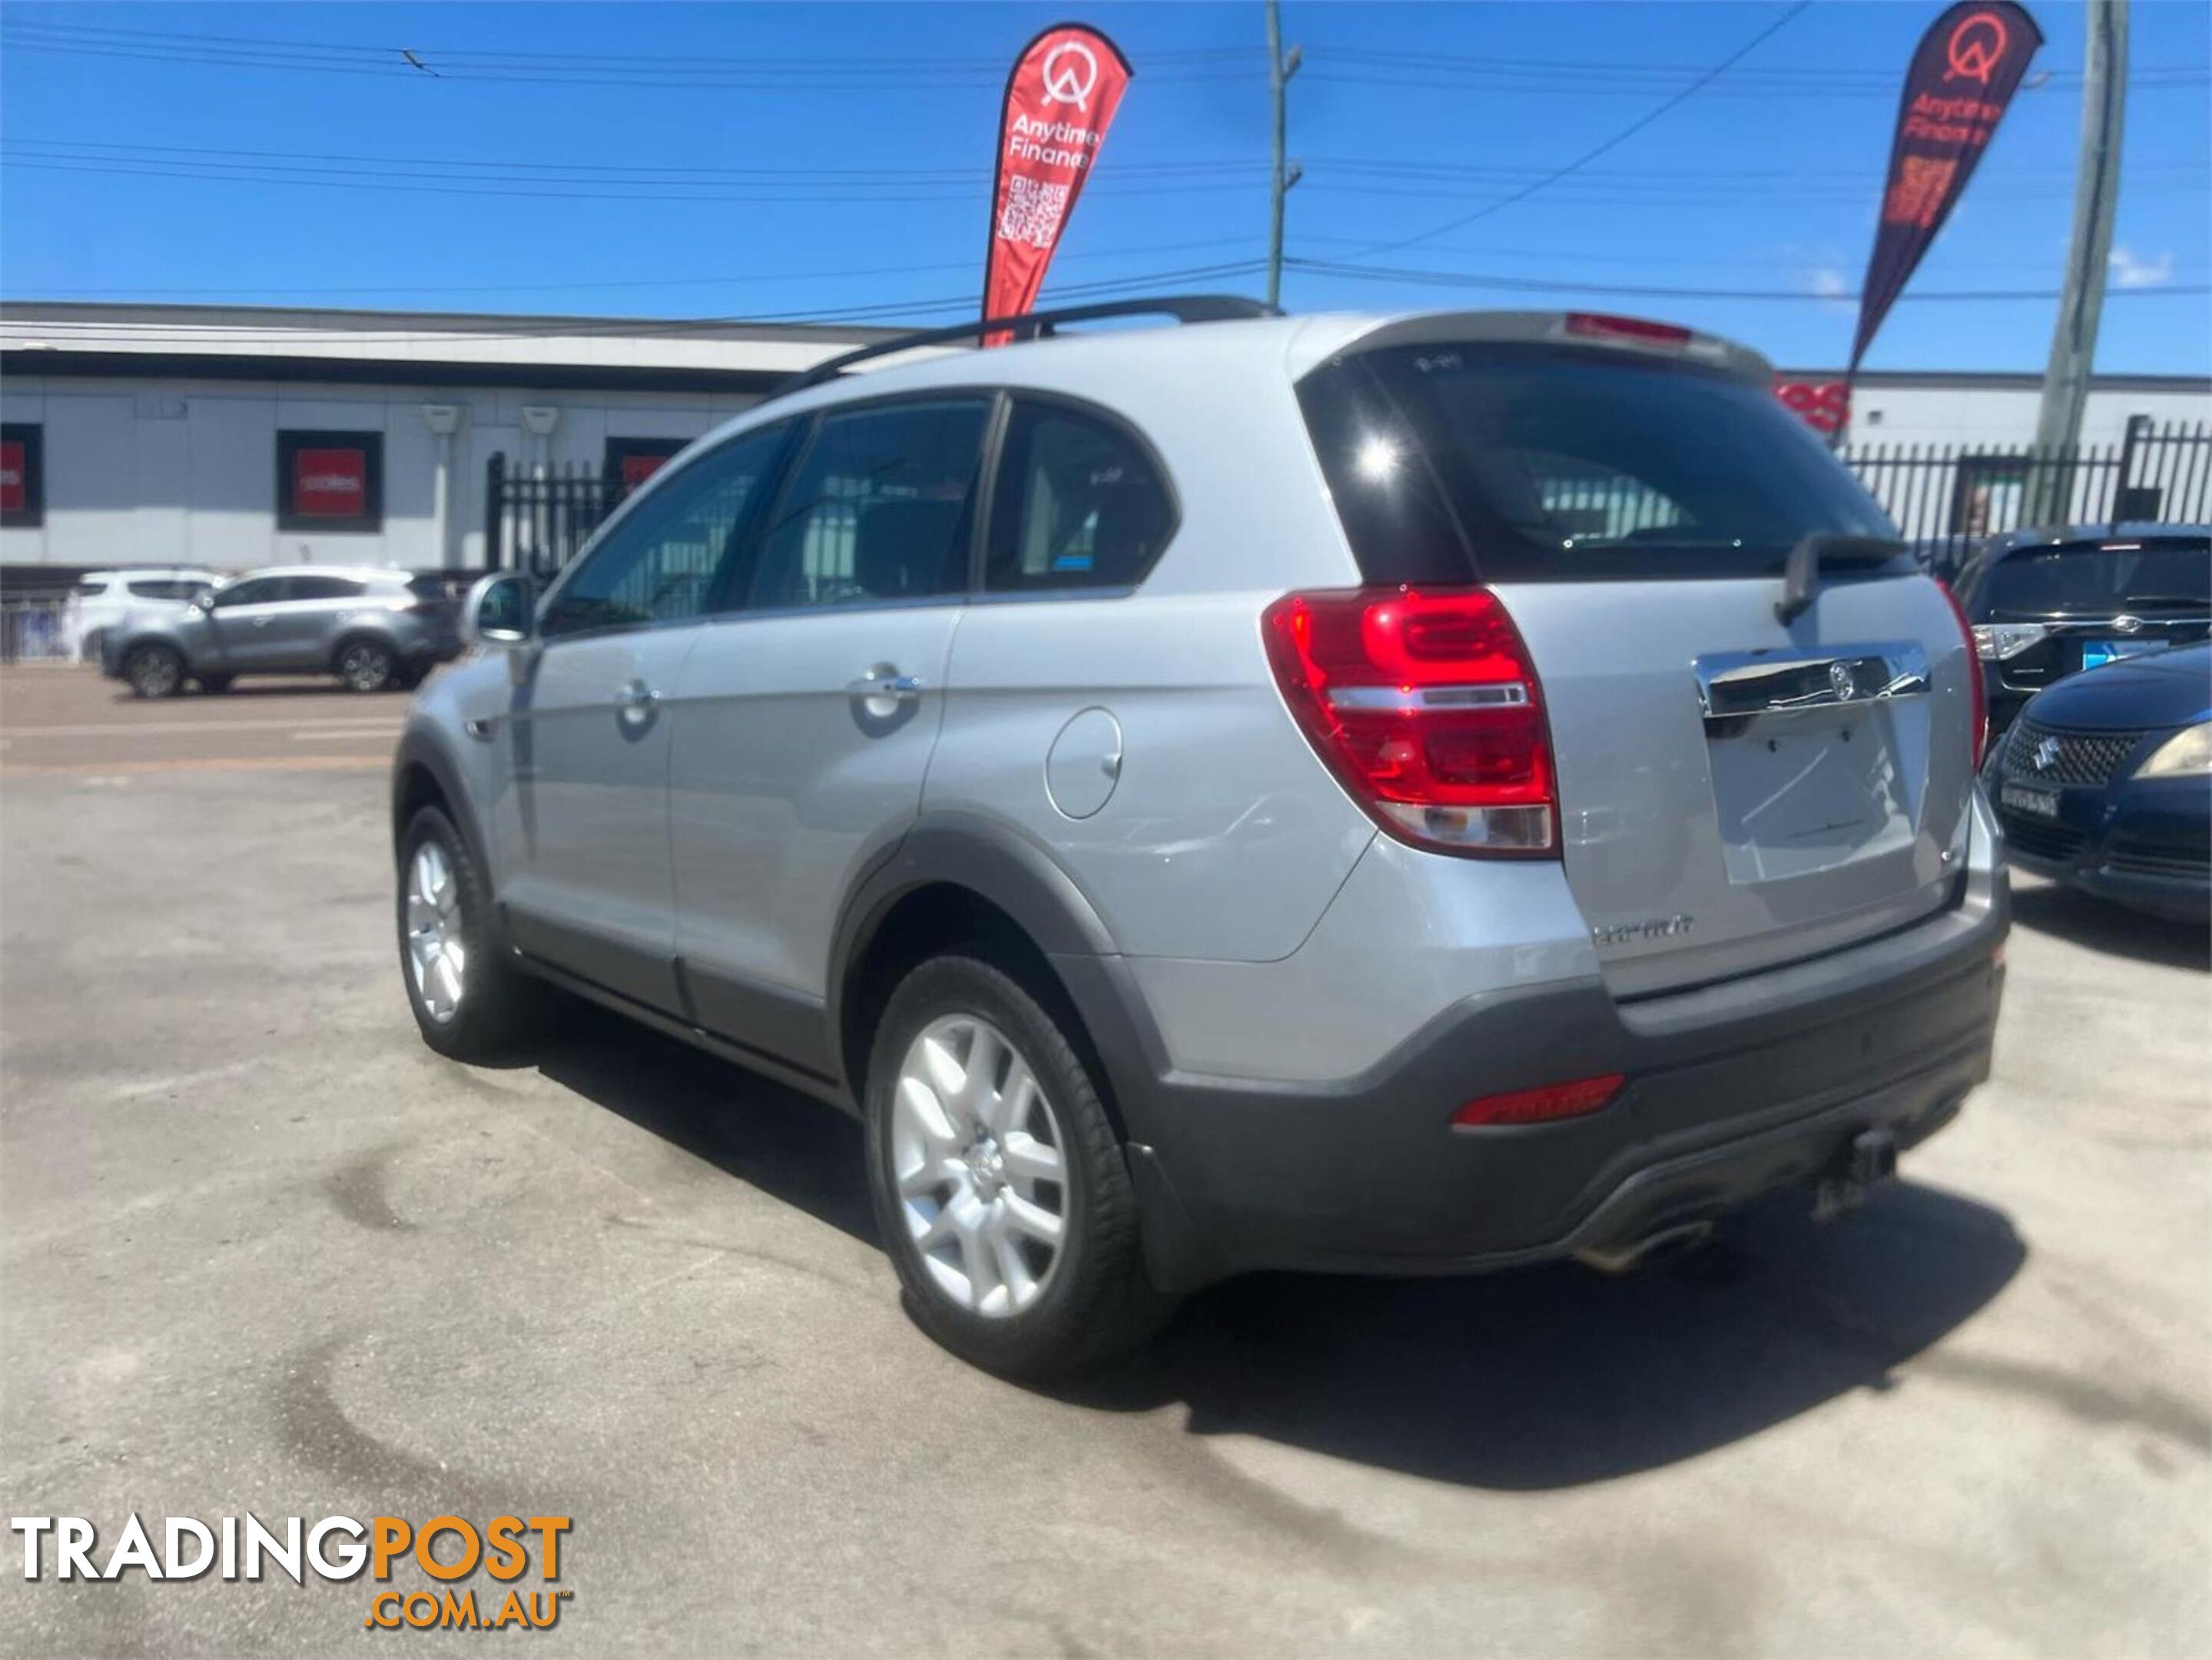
[2,235,1274,300]
[1286,257,2212,303]
[2,260,1275,345]
[1342,2,1816,261]
[15,138,2199,188]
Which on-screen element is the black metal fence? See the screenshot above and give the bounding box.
[1842,417,2211,577]
[484,419,2212,584]
[483,453,624,579]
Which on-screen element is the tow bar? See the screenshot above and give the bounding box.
[1812,1127,1899,1222]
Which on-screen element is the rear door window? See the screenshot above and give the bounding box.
[1298,344,1895,583]
[745,399,988,610]
[1985,540,2210,616]
[126,579,204,601]
[284,576,367,602]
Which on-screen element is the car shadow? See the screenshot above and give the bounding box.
[509,995,2025,1492]
[2009,875,2209,972]
[520,996,879,1250]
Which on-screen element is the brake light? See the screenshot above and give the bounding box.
[1937,581,1988,764]
[1564,312,1692,349]
[1452,1073,1625,1128]
[1262,586,1557,856]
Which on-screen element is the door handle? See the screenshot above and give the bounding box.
[846,666,923,701]
[613,679,660,724]
[250,616,274,629]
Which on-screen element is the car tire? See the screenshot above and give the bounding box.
[124,643,186,699]
[864,954,1169,1379]
[396,805,541,1061]
[338,638,399,693]
[197,673,234,695]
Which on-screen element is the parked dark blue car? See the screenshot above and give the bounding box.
[1987,642,2211,921]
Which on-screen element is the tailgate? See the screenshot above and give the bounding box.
[1500,573,1976,996]
[1292,320,1984,994]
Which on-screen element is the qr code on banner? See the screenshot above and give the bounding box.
[999,177,1070,249]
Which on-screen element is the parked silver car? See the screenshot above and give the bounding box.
[104,564,463,697]
[392,300,2008,1378]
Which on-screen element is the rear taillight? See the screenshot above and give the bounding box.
[1452,1073,1625,1129]
[1937,581,1988,764]
[1261,586,1558,857]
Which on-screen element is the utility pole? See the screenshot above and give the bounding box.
[1266,1,1303,310]
[2031,0,2128,523]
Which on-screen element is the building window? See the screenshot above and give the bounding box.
[2,423,44,528]
[277,429,383,533]
[604,437,688,496]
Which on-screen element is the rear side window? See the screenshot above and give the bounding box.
[1985,540,2210,616]
[126,579,204,600]
[746,399,987,610]
[1299,344,1895,583]
[74,580,112,599]
[986,400,1174,593]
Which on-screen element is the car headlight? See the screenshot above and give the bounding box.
[1972,622,2050,661]
[2134,722,2212,780]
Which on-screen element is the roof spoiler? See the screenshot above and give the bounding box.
[768,294,1280,400]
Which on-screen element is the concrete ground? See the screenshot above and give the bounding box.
[2,666,2207,1657]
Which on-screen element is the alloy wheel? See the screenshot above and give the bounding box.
[342,643,393,692]
[404,839,466,1022]
[129,650,180,698]
[889,1014,1069,1318]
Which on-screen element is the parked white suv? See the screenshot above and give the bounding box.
[67,567,221,659]
[392,300,2008,1378]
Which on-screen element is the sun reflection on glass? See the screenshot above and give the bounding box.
[1354,435,1399,483]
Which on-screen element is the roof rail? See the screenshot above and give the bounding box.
[771,294,1279,398]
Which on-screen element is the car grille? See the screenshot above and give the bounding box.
[1998,719,2145,788]
[2103,839,2210,881]
[1999,815,2085,864]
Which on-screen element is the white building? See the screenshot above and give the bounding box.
[1,302,891,585]
[3,300,2207,588]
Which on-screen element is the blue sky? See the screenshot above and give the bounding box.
[2,1,2206,371]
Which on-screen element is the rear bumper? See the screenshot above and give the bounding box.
[1075,867,2007,1291]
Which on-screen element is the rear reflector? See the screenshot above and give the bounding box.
[1564,312,1692,349]
[1453,1073,1626,1129]
[1262,586,1558,857]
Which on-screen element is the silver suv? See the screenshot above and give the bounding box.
[104,564,463,697]
[392,301,2008,1378]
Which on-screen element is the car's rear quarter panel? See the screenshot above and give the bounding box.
[924,338,1378,964]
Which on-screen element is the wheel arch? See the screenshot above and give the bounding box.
[390,725,491,880]
[328,626,402,675]
[827,814,1212,1292]
[830,815,1141,1117]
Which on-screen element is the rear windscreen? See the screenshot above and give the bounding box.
[1985,541,2210,616]
[1298,344,1895,583]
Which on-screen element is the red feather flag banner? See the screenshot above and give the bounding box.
[1851,2,2043,370]
[982,22,1133,342]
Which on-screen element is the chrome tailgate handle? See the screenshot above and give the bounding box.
[1694,643,1930,721]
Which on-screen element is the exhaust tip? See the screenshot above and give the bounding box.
[1575,1218,1716,1276]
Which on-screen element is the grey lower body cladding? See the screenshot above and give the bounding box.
[1066,869,2007,1293]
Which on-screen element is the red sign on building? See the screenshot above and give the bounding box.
[293,447,368,518]
[620,452,668,491]
[0,440,22,515]
[1773,377,1852,439]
